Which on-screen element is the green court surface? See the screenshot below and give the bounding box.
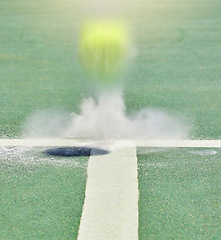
[0,147,88,239]
[138,147,221,239]
[0,0,221,139]
[1,0,221,239]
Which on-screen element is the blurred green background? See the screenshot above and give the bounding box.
[0,0,220,138]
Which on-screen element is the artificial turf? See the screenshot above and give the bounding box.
[0,0,221,139]
[0,0,221,238]
[138,147,221,239]
[0,147,88,239]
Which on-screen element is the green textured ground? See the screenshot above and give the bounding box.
[1,0,221,239]
[138,147,221,240]
[125,0,221,140]
[0,0,221,138]
[0,148,88,239]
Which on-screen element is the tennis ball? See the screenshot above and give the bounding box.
[79,20,129,84]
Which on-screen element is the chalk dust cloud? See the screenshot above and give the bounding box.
[23,0,191,141]
[24,90,190,140]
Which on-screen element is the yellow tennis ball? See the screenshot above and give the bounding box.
[79,20,129,84]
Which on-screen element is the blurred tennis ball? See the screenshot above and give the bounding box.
[79,20,129,84]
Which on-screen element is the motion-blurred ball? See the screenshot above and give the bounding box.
[79,20,129,84]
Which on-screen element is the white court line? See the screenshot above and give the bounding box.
[0,138,92,147]
[0,139,221,147]
[135,139,221,148]
[1,139,220,239]
[77,147,138,240]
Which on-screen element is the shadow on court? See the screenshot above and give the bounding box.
[44,147,110,157]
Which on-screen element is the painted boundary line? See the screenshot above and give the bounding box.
[0,139,221,147]
[77,147,138,240]
[135,139,221,148]
[1,139,220,239]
